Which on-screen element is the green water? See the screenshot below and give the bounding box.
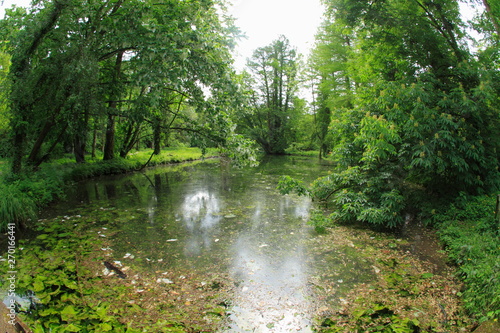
[48,156,375,331]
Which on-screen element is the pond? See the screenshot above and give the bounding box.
[38,156,376,331]
[7,155,469,332]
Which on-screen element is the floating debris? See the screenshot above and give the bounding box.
[157,278,174,284]
[103,261,127,279]
[166,239,178,242]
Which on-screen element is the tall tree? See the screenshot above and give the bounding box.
[298,0,500,227]
[4,0,243,172]
[242,35,301,154]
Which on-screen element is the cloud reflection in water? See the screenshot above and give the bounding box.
[180,190,222,256]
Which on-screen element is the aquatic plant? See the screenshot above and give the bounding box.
[3,213,230,332]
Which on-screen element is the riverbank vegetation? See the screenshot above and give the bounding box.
[0,148,217,231]
[1,0,499,330]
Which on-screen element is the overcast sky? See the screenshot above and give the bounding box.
[0,0,29,16]
[227,0,325,70]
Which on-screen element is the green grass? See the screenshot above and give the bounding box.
[0,148,219,231]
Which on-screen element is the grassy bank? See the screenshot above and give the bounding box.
[0,148,218,231]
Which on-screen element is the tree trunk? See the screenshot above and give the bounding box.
[91,125,97,158]
[9,1,68,174]
[102,50,124,161]
[120,122,141,158]
[74,134,86,163]
[103,113,115,160]
[27,120,55,166]
[153,118,162,155]
[11,131,25,175]
[33,124,68,169]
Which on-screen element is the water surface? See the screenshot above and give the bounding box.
[48,156,372,331]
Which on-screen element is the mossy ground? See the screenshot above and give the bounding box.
[311,225,476,332]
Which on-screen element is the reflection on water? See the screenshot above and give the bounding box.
[181,190,222,256]
[53,156,333,331]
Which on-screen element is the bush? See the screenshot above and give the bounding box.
[278,166,406,227]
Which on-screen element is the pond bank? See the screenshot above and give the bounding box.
[312,224,475,332]
[2,212,475,332]
[0,148,219,232]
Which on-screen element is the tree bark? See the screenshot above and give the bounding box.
[120,122,141,158]
[26,120,55,166]
[91,124,98,158]
[74,134,86,163]
[103,50,124,160]
[153,118,162,155]
[103,113,116,160]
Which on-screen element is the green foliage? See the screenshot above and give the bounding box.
[0,47,11,157]
[279,167,405,227]
[320,303,420,333]
[428,195,500,321]
[2,0,241,172]
[65,148,217,181]
[219,134,259,167]
[14,168,65,207]
[0,166,66,231]
[303,0,500,228]
[237,36,303,154]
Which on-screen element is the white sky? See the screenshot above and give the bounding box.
[227,0,325,71]
[0,0,29,16]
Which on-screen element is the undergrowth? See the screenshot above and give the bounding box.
[426,195,500,322]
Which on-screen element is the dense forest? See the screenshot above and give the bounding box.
[0,0,499,329]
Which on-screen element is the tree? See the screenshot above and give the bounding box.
[241,35,302,154]
[292,0,500,227]
[0,47,11,157]
[4,0,243,173]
